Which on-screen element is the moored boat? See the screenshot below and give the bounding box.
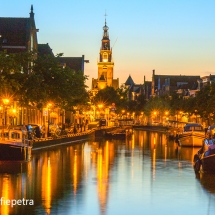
[0,128,33,161]
[178,123,205,147]
[105,128,132,139]
[193,138,215,173]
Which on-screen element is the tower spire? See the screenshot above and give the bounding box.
[104,11,107,26]
[103,12,109,39]
[30,5,34,18]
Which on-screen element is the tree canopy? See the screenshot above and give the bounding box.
[0,51,89,110]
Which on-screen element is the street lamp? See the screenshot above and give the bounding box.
[121,110,125,118]
[47,103,52,137]
[2,98,10,140]
[164,111,169,124]
[98,104,103,119]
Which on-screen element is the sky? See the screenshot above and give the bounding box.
[1,0,215,88]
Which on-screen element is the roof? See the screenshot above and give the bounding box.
[154,75,200,91]
[125,75,135,86]
[38,43,54,56]
[0,17,30,53]
[58,56,84,73]
[0,6,38,54]
[154,75,200,85]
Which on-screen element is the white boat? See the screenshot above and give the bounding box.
[0,127,33,161]
[178,123,205,147]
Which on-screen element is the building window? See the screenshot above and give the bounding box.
[103,53,108,62]
[2,39,7,44]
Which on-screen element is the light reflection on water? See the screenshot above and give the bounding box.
[0,130,215,215]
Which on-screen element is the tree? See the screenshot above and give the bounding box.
[144,95,171,117]
[195,82,215,124]
[0,51,34,102]
[0,51,89,110]
[92,86,128,113]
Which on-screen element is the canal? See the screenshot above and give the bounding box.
[0,130,215,215]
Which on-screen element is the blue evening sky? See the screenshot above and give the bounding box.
[1,0,215,88]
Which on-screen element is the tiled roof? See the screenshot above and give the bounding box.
[58,56,84,73]
[154,75,200,86]
[38,44,54,56]
[125,75,135,86]
[0,18,30,52]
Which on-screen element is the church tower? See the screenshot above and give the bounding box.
[92,17,119,90]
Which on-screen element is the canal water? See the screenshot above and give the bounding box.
[0,130,215,215]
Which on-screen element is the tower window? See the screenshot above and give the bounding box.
[103,53,108,62]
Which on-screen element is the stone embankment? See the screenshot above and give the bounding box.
[32,125,177,151]
[32,129,95,150]
[32,126,132,150]
[133,125,180,139]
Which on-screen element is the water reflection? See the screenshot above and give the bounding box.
[0,131,214,215]
[196,173,215,194]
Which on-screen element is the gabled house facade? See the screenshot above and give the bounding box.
[151,70,200,97]
[124,75,144,101]
[0,5,38,54]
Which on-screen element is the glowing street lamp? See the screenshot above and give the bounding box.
[98,104,103,109]
[47,103,52,137]
[2,99,9,105]
[2,98,10,140]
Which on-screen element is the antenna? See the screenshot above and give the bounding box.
[104,11,107,24]
[112,37,118,49]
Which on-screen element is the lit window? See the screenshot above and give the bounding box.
[103,53,108,62]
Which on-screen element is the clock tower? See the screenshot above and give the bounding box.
[92,17,119,90]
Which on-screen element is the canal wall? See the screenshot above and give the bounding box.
[33,125,175,151]
[133,125,169,132]
[32,126,132,150]
[133,125,179,139]
[32,130,95,150]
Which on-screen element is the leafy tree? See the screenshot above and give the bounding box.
[144,95,170,117]
[92,86,128,113]
[126,93,146,115]
[195,82,215,124]
[0,51,89,110]
[0,51,34,101]
[22,54,89,109]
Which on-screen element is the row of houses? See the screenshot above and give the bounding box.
[0,5,87,129]
[0,5,86,73]
[124,70,215,101]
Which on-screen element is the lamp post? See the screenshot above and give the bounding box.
[47,103,52,137]
[153,111,157,124]
[164,111,169,126]
[2,98,10,140]
[98,104,103,119]
[195,110,198,123]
